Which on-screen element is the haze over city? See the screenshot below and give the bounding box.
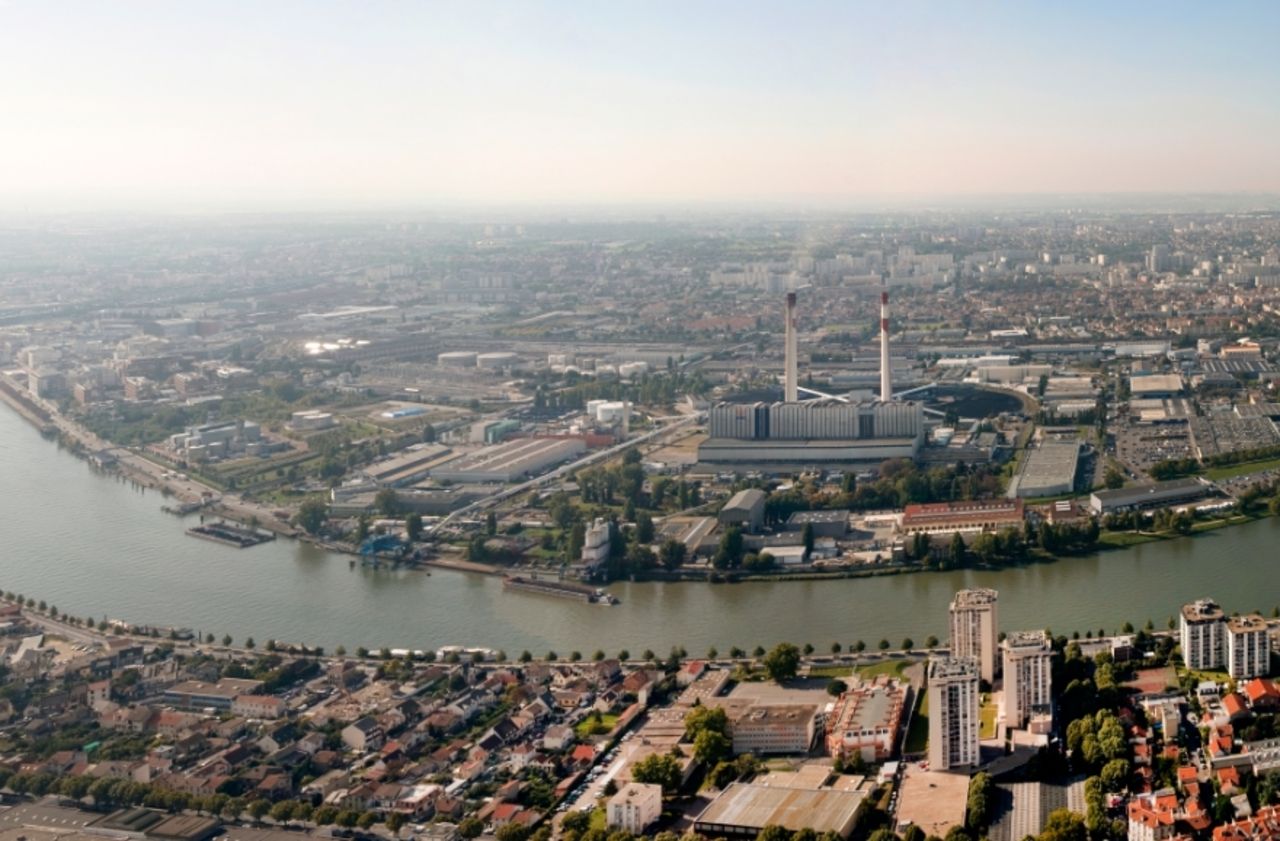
[4,0,1280,210]
[11,6,1280,841]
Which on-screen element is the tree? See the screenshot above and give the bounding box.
[244,637,255,650]
[763,642,800,682]
[802,522,815,553]
[221,634,232,646]
[1038,809,1086,841]
[1101,758,1131,792]
[313,805,339,826]
[374,488,399,516]
[405,513,423,542]
[386,812,405,833]
[1104,465,1125,489]
[247,799,271,821]
[694,729,732,765]
[270,801,296,822]
[636,512,655,543]
[486,511,498,536]
[659,539,687,570]
[757,826,790,841]
[631,752,682,793]
[714,526,745,569]
[966,772,992,832]
[949,531,966,568]
[562,812,592,834]
[827,679,848,696]
[295,498,328,535]
[459,817,485,839]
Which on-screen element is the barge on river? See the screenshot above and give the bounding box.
[186,521,276,548]
[502,575,619,605]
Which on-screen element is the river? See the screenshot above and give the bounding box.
[0,403,1272,656]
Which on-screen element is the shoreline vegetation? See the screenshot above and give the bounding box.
[2,387,1278,591]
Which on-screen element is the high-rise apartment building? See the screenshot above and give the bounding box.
[1180,598,1225,671]
[928,657,980,770]
[1001,630,1053,729]
[950,588,999,684]
[1226,614,1270,680]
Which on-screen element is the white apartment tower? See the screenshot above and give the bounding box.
[1001,630,1053,730]
[1226,614,1270,680]
[1180,598,1225,671]
[928,656,980,770]
[950,588,999,684]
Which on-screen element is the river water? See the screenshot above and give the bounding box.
[0,404,1272,655]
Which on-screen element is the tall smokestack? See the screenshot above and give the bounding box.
[880,283,892,402]
[784,292,798,402]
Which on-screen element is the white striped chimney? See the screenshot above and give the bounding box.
[784,292,798,402]
[880,284,892,402]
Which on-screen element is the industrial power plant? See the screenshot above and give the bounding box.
[698,285,925,467]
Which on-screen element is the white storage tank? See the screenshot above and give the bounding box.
[438,351,478,368]
[477,351,518,369]
[595,401,629,424]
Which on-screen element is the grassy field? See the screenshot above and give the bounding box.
[1206,457,1280,481]
[904,690,929,754]
[575,713,619,739]
[1097,531,1164,548]
[856,659,912,679]
[980,694,998,739]
[808,664,857,679]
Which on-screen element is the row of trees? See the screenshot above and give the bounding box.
[0,770,401,830]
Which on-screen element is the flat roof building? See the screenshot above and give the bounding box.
[825,677,908,762]
[730,703,819,756]
[1089,478,1209,515]
[928,657,980,771]
[1008,437,1080,499]
[694,782,866,839]
[1180,598,1226,672]
[1002,630,1053,730]
[950,588,999,685]
[431,437,586,483]
[1227,614,1270,681]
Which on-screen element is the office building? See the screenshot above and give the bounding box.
[949,588,999,684]
[927,657,980,770]
[1001,630,1053,729]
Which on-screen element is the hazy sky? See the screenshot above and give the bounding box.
[3,1,1280,210]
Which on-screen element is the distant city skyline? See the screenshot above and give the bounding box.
[4,0,1280,211]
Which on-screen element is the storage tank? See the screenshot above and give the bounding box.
[595,401,629,424]
[438,351,478,368]
[477,351,519,369]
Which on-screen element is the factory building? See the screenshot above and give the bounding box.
[430,437,585,483]
[699,400,924,466]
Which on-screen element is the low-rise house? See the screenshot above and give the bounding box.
[232,694,287,720]
[607,782,663,834]
[543,724,575,751]
[343,717,386,752]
